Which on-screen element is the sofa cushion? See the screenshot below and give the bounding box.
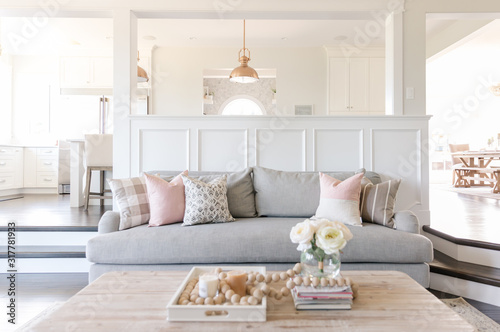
[108,176,150,230]
[253,167,379,217]
[151,168,256,218]
[314,172,364,226]
[86,217,433,265]
[182,175,234,225]
[361,179,401,228]
[144,172,186,227]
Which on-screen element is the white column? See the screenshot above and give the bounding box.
[385,11,404,115]
[112,9,138,179]
[69,140,85,207]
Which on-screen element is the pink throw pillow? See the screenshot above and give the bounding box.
[145,171,187,227]
[314,172,364,226]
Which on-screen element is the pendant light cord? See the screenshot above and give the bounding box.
[243,19,246,51]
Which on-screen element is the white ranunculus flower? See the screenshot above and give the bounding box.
[315,225,347,254]
[330,220,353,242]
[290,220,314,250]
[309,218,331,231]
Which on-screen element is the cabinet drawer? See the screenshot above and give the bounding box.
[0,175,14,190]
[0,147,15,156]
[37,148,58,156]
[37,173,57,188]
[0,157,15,173]
[37,157,58,172]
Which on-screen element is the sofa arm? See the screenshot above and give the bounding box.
[98,211,121,234]
[393,210,419,234]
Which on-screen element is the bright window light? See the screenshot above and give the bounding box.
[222,98,263,115]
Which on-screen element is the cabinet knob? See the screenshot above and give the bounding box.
[44,151,53,154]
[44,178,53,181]
[0,149,6,153]
[43,162,53,165]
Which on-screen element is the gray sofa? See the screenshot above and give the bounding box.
[86,167,433,286]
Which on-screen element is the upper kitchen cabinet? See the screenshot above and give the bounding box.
[326,47,385,115]
[60,57,113,88]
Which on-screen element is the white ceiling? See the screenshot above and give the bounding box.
[0,17,385,55]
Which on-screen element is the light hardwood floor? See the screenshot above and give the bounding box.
[0,194,110,228]
[429,185,500,244]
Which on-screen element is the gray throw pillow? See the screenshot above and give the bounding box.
[252,166,365,217]
[151,168,257,218]
[182,175,235,226]
[360,179,401,228]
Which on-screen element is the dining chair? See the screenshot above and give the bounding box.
[449,143,472,185]
[84,134,113,210]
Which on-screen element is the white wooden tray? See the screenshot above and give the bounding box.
[166,266,267,322]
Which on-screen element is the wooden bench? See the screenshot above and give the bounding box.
[454,167,500,193]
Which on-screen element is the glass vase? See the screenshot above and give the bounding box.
[300,249,341,279]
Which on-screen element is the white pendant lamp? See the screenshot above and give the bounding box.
[229,20,259,83]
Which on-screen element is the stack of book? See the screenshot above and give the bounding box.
[292,284,353,310]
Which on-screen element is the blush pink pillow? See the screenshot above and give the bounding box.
[314,172,364,226]
[145,171,187,227]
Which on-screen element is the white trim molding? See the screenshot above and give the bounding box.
[127,115,431,225]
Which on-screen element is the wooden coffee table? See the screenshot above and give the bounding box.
[25,270,473,331]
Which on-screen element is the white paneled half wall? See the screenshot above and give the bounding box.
[128,115,430,225]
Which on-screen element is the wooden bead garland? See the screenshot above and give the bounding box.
[177,265,359,306]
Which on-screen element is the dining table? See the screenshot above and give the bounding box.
[451,150,500,192]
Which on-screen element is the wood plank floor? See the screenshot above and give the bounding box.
[429,185,500,244]
[0,194,110,228]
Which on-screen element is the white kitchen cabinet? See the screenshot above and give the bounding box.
[0,146,24,190]
[60,57,113,88]
[24,147,58,188]
[369,58,386,113]
[328,57,385,114]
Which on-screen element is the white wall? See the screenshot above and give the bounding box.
[130,115,431,225]
[151,47,327,116]
[11,55,57,145]
[427,44,500,150]
[0,53,13,144]
[10,55,106,145]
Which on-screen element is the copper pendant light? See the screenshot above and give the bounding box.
[229,20,259,83]
[137,51,149,83]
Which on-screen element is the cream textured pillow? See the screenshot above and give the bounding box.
[314,172,364,226]
[182,175,235,226]
[360,179,401,228]
[108,176,150,230]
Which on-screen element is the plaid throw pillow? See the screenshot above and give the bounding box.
[108,176,150,230]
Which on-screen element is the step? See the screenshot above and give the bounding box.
[0,245,89,273]
[430,250,500,288]
[0,245,86,258]
[429,250,500,307]
[423,226,500,269]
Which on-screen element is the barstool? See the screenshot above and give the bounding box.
[84,134,113,210]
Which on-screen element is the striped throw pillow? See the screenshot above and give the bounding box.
[108,176,150,230]
[360,179,401,228]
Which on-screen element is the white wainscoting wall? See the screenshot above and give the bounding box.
[128,115,431,226]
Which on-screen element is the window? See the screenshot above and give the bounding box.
[221,98,264,115]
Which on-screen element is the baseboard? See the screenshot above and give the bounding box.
[424,231,500,269]
[0,188,58,196]
[430,272,500,307]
